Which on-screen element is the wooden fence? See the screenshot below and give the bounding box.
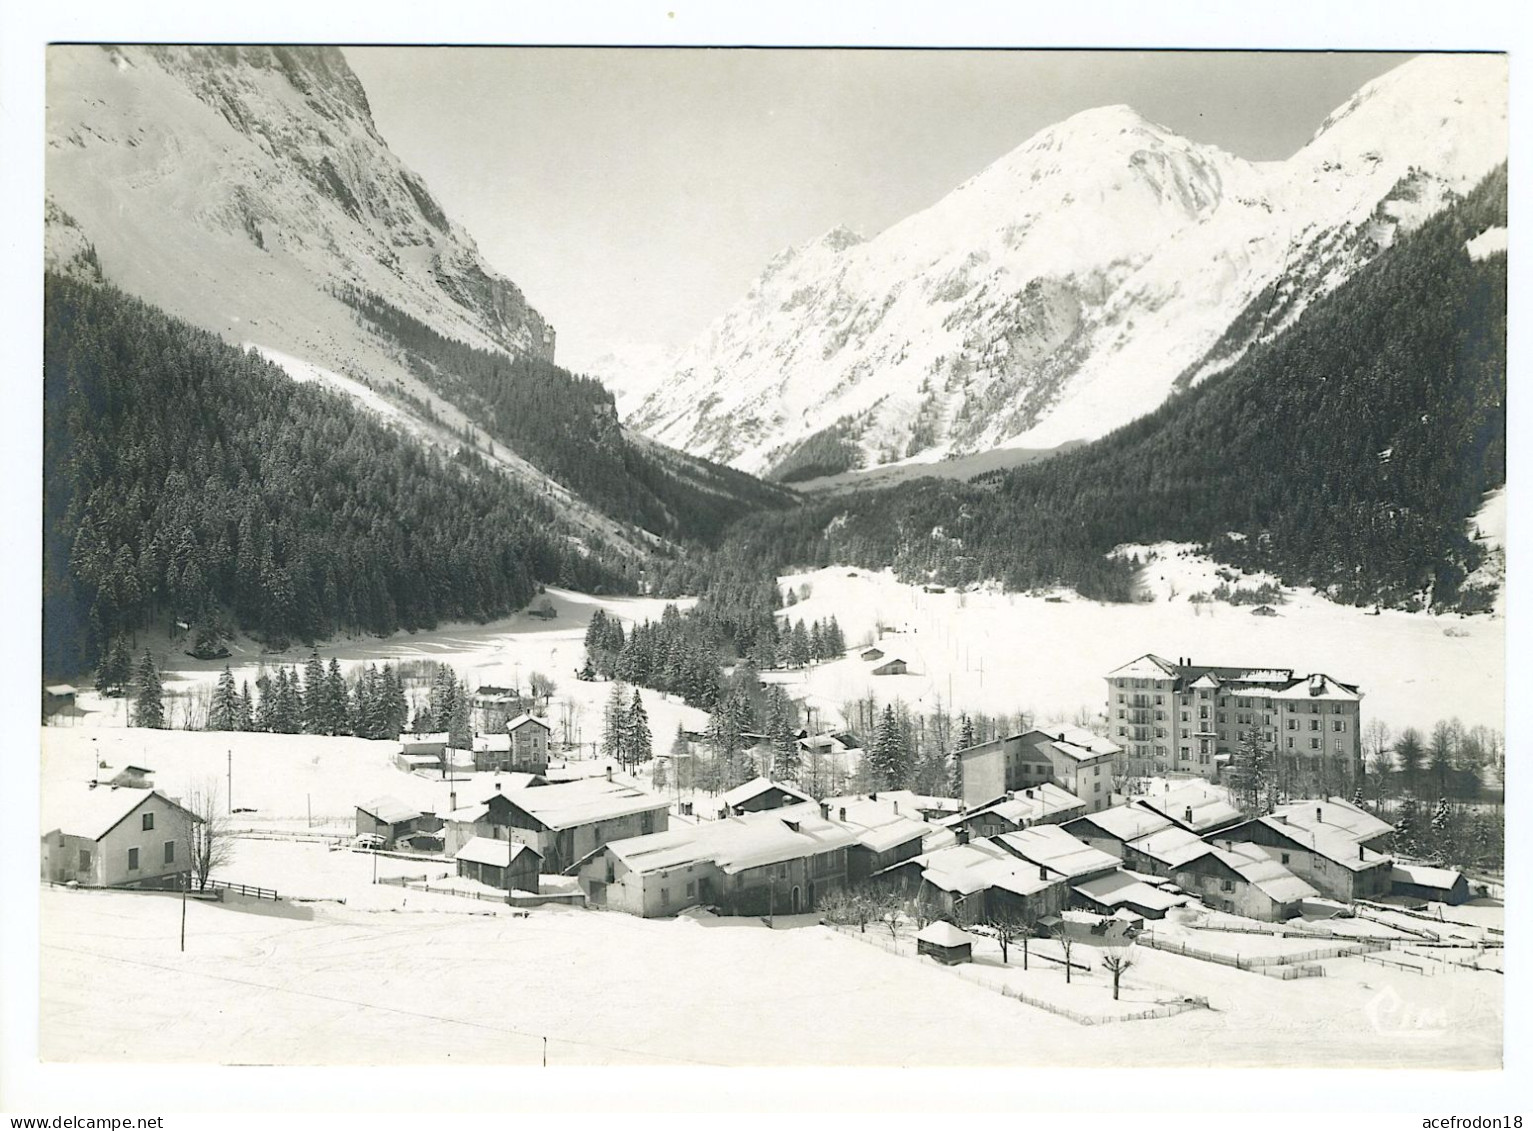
[200,878,279,901]
[1138,931,1388,970]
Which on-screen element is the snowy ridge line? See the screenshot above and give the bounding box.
[42,938,729,1067]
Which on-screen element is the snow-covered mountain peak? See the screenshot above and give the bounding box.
[627,54,1506,478]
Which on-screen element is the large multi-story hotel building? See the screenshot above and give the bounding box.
[1105,654,1363,795]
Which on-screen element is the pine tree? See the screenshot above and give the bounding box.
[1231,728,1274,816]
[868,704,910,790]
[133,649,164,729]
[1395,795,1421,857]
[447,676,472,751]
[95,637,133,697]
[669,723,690,791]
[237,680,254,732]
[1394,728,1426,794]
[627,689,652,769]
[273,668,302,734]
[383,665,410,739]
[602,680,629,767]
[302,650,325,734]
[323,657,347,735]
[766,685,801,783]
[1429,796,1455,863]
[209,665,238,731]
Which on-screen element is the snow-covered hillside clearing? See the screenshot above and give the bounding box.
[770,566,1502,737]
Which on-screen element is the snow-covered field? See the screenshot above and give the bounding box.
[38,879,1501,1067]
[772,565,1503,737]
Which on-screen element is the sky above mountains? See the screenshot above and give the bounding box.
[345,48,1412,371]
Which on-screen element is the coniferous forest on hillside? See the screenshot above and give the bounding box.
[336,287,797,544]
[42,275,640,676]
[680,165,1507,613]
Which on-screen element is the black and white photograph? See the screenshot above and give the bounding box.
[3,1,1526,1121]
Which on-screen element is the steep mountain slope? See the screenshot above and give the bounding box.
[691,166,1506,612]
[628,54,1506,478]
[43,275,630,678]
[44,45,786,550]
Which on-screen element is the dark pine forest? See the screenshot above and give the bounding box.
[42,275,636,676]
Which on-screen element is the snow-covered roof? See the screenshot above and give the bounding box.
[507,713,550,732]
[1127,826,1214,868]
[1137,782,1242,832]
[916,921,974,947]
[1210,844,1319,903]
[499,777,668,831]
[1029,722,1120,760]
[45,684,78,696]
[1252,817,1391,871]
[719,776,815,810]
[446,802,490,823]
[473,733,512,752]
[594,807,857,877]
[1390,863,1464,891]
[455,837,540,868]
[398,753,440,766]
[40,785,198,842]
[828,802,930,854]
[1268,675,1361,702]
[1072,870,1189,913]
[993,825,1121,879]
[1070,804,1174,842]
[947,782,1084,828]
[357,795,420,825]
[1270,798,1393,843]
[917,840,1058,899]
[1106,654,1178,679]
[400,733,448,747]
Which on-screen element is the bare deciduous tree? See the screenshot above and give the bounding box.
[1057,931,1077,985]
[1102,946,1136,1000]
[180,778,234,890]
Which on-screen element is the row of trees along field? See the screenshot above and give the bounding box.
[689,165,1506,613]
[336,286,795,544]
[43,274,636,678]
[105,644,511,747]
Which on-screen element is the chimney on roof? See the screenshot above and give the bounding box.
[1185,806,1193,824]
[870,792,878,801]
[1359,844,1365,861]
[1039,864,1048,881]
[955,828,970,846]
[494,782,502,793]
[1026,788,1035,799]
[838,807,847,822]
[606,766,613,782]
[1316,806,1323,823]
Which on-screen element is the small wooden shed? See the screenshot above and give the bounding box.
[872,658,908,676]
[915,920,975,965]
[456,837,542,893]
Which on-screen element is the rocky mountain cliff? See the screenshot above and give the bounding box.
[47,46,555,364]
[625,54,1507,480]
[45,45,790,553]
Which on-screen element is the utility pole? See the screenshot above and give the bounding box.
[227,749,232,814]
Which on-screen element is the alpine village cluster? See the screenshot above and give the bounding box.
[38,46,1506,1061]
